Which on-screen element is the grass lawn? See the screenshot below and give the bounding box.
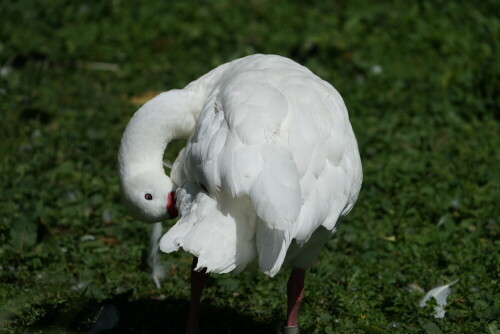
[0,1,498,333]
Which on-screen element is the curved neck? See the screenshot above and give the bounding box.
[118,89,199,178]
[118,58,237,179]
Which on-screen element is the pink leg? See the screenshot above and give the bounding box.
[286,268,305,327]
[186,257,209,334]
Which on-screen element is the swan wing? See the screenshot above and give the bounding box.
[224,79,301,226]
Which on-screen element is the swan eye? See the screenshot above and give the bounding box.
[145,193,153,200]
[199,183,208,192]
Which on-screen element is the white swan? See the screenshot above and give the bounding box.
[119,54,362,334]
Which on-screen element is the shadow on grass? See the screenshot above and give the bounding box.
[30,292,271,334]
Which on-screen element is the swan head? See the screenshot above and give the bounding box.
[120,170,178,223]
[118,89,196,223]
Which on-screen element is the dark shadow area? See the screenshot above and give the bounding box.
[29,292,271,334]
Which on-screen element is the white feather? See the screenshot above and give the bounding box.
[148,222,165,288]
[419,280,459,318]
[163,160,173,169]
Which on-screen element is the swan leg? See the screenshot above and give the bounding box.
[286,268,305,328]
[186,257,209,334]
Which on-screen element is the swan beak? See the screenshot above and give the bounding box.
[166,191,178,218]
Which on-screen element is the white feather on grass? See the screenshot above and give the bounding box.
[148,222,165,288]
[163,160,173,169]
[419,279,459,318]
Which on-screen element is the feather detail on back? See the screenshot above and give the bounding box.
[162,54,362,276]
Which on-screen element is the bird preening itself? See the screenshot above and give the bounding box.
[118,54,362,334]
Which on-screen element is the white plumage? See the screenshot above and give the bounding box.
[120,55,362,276]
[161,55,362,278]
[120,54,362,278]
[119,54,362,332]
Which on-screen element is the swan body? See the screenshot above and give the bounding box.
[119,54,362,278]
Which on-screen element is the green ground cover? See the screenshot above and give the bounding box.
[0,1,498,333]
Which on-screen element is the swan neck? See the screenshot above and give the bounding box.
[119,89,200,177]
[119,59,234,178]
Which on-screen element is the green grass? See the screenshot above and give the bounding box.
[1,1,499,333]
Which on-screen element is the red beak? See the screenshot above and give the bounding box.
[166,191,178,218]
